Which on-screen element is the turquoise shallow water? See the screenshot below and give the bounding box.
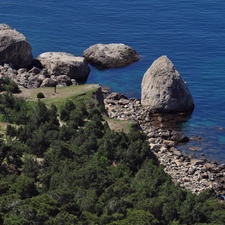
[1,0,225,163]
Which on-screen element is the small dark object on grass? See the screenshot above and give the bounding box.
[37,92,45,99]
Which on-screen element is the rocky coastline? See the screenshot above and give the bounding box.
[1,61,225,198]
[104,92,225,199]
[1,23,225,200]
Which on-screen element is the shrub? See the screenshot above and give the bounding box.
[37,92,45,99]
[1,77,20,93]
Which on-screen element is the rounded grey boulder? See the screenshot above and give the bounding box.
[141,55,194,113]
[35,52,90,80]
[83,43,139,68]
[0,24,33,69]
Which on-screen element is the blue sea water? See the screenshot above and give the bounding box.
[1,0,225,163]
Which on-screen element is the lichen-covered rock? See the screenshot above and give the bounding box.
[83,43,139,68]
[35,52,90,80]
[141,55,194,113]
[0,24,33,69]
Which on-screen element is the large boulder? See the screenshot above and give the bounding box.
[83,43,139,68]
[34,52,90,80]
[141,56,194,113]
[0,24,33,69]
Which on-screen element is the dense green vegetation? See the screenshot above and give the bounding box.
[0,86,224,224]
[0,77,20,94]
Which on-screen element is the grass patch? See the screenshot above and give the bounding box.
[12,84,137,134]
[14,84,100,108]
[105,118,138,133]
[0,122,7,136]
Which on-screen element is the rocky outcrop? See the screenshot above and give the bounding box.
[0,64,78,89]
[0,24,33,69]
[34,52,90,80]
[92,86,106,109]
[104,92,225,196]
[141,56,194,113]
[83,43,139,68]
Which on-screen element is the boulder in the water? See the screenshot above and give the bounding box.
[141,55,194,113]
[83,43,139,68]
[0,24,33,69]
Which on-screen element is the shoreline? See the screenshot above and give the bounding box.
[104,91,225,199]
[0,58,224,198]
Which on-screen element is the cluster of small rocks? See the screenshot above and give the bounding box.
[104,91,225,197]
[0,63,78,89]
[150,139,225,195]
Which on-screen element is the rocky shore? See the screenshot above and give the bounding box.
[0,24,140,90]
[1,63,225,200]
[0,63,78,89]
[1,23,224,200]
[104,92,225,199]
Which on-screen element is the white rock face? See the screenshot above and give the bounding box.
[83,43,139,68]
[36,52,90,80]
[0,24,33,69]
[141,56,194,112]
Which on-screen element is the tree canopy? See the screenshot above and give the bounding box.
[0,89,224,225]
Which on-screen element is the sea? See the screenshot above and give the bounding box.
[1,0,225,163]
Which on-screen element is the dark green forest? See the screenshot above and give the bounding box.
[0,82,225,224]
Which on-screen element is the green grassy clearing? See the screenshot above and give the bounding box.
[9,84,135,133]
[14,84,100,108]
[105,118,138,133]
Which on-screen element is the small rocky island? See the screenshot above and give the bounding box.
[0,23,225,199]
[83,43,139,68]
